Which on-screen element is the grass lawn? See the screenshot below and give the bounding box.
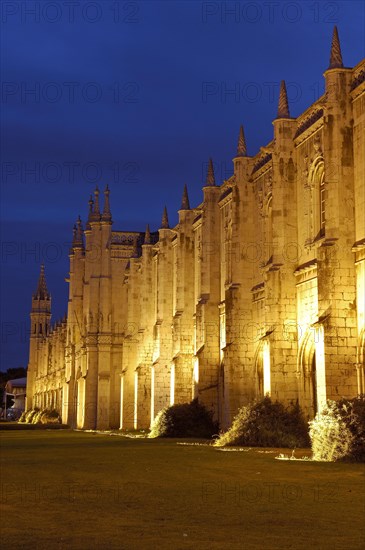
[0,430,364,549]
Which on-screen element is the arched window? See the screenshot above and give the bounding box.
[319,172,325,234]
[308,157,325,241]
[266,196,273,263]
[226,222,232,285]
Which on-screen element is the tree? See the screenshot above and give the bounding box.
[0,367,27,387]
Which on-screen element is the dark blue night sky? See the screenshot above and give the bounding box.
[1,0,364,370]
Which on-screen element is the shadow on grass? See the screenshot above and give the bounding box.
[0,421,70,431]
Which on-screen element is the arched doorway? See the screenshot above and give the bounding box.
[256,349,263,397]
[310,352,318,416]
[254,339,271,398]
[298,330,318,418]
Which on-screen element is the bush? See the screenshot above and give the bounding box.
[309,396,365,462]
[215,396,310,448]
[23,408,40,424]
[39,409,61,424]
[149,398,218,439]
[18,408,61,425]
[18,411,27,423]
[32,410,44,424]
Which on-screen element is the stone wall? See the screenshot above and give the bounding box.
[27,52,365,431]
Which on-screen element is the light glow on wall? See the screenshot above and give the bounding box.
[194,358,199,384]
[150,366,155,426]
[62,382,68,425]
[76,377,85,429]
[356,260,365,394]
[119,375,124,429]
[315,325,327,412]
[170,364,175,406]
[263,340,271,396]
[134,371,138,429]
[219,308,226,363]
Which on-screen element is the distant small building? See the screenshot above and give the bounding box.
[5,377,27,419]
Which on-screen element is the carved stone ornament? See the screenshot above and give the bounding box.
[313,134,322,155]
[258,191,264,217]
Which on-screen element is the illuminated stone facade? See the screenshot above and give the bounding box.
[26,29,365,430]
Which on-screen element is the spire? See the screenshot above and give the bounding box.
[86,194,94,229]
[205,158,216,186]
[144,224,151,244]
[132,237,139,258]
[88,188,101,222]
[329,26,343,69]
[101,185,112,222]
[94,186,100,214]
[74,216,83,247]
[70,224,77,254]
[72,224,77,246]
[180,184,190,210]
[236,125,247,157]
[88,194,94,216]
[76,215,83,238]
[161,206,169,229]
[33,264,50,300]
[277,80,290,119]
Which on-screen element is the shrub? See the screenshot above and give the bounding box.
[149,398,218,438]
[18,411,27,423]
[18,408,61,425]
[149,408,172,438]
[215,396,310,448]
[309,396,365,462]
[32,410,44,424]
[39,409,61,424]
[25,408,40,424]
